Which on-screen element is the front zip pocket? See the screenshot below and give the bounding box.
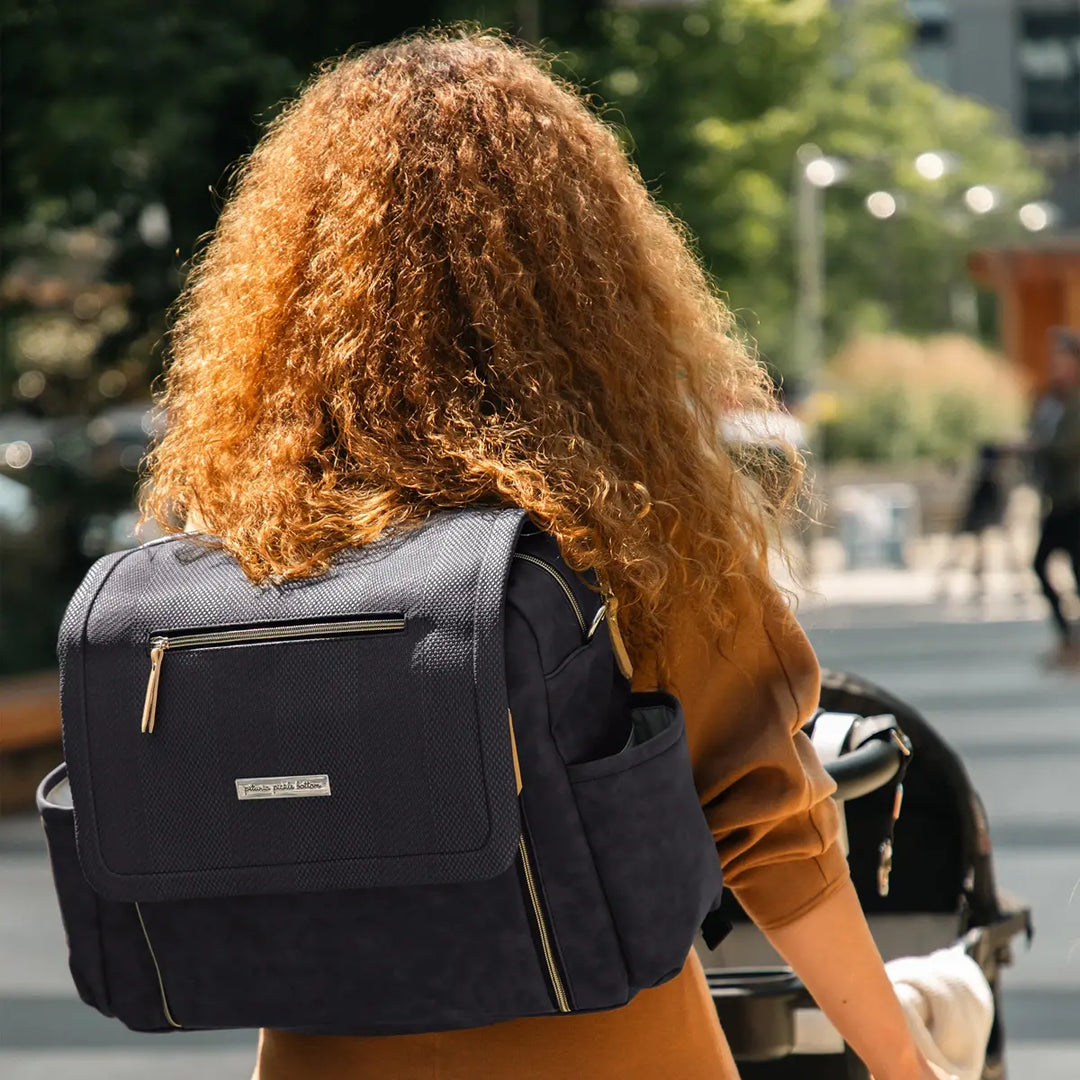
[140,615,406,734]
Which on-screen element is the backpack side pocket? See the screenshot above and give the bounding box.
[37,764,113,1017]
[566,693,724,990]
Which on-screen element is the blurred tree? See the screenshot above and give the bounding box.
[2,0,1041,406]
[1,0,601,412]
[584,0,1044,380]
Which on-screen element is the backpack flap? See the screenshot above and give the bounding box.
[59,508,527,904]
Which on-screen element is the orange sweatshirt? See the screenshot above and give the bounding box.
[255,576,848,1079]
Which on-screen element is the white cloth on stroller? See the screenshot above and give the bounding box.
[885,945,994,1080]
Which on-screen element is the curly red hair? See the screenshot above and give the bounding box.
[143,28,792,661]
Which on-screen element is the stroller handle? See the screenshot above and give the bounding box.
[824,736,905,802]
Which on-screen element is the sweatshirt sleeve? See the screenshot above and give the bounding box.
[651,577,850,932]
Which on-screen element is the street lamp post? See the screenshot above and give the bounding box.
[793,152,822,391]
[792,146,846,398]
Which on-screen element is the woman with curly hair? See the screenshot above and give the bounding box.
[144,29,939,1080]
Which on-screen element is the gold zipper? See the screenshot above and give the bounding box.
[135,902,182,1029]
[507,710,523,795]
[513,553,592,636]
[140,616,406,734]
[508,709,570,1013]
[141,642,165,733]
[512,553,630,677]
[519,833,571,1013]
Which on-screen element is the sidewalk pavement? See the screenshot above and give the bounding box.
[797,565,1044,620]
[781,529,1064,632]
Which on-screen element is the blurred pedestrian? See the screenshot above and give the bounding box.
[936,443,1026,603]
[144,30,941,1080]
[1031,329,1080,668]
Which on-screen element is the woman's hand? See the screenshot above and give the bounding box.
[763,879,962,1080]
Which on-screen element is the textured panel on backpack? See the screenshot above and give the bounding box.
[59,508,526,901]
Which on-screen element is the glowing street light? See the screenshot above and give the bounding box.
[1019,201,1055,232]
[914,151,948,181]
[866,191,898,220]
[804,156,848,189]
[964,185,997,215]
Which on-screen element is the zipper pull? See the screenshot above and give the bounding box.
[508,710,523,795]
[587,603,608,640]
[141,640,167,734]
[602,593,634,681]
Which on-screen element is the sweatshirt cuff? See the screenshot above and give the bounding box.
[728,841,851,932]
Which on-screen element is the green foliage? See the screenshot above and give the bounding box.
[1,1,436,413]
[1,0,1045,408]
[1,0,601,413]
[820,386,996,464]
[579,0,1045,376]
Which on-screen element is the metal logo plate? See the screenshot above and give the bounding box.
[235,774,331,800]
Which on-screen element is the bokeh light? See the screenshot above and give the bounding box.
[805,158,842,188]
[3,440,33,469]
[914,151,947,181]
[1019,202,1052,231]
[866,191,898,220]
[964,185,997,214]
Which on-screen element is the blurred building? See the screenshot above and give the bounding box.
[969,236,1080,385]
[907,0,1080,224]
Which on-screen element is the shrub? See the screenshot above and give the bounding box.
[817,333,1027,465]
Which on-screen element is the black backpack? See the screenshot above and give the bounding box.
[38,506,724,1034]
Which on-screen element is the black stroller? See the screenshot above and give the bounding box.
[701,669,1032,1079]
